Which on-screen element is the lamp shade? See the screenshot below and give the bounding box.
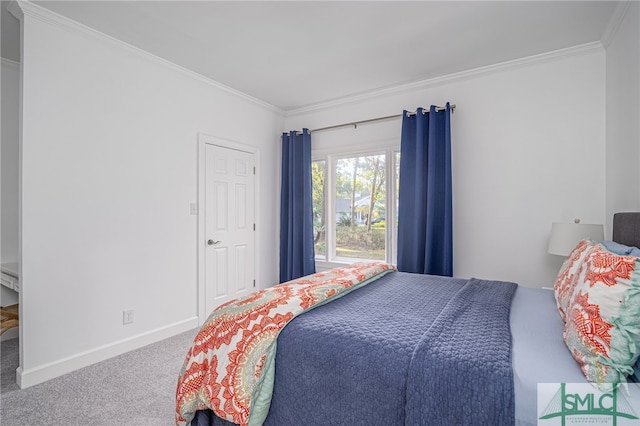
[548,222,604,256]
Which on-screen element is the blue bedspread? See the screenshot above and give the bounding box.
[192,271,517,426]
[406,278,517,425]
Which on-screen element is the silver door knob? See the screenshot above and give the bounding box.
[207,239,221,246]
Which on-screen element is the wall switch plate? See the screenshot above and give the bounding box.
[123,310,134,325]
[190,203,198,215]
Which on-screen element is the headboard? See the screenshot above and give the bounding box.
[612,212,640,248]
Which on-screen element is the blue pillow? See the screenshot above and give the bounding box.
[601,240,640,257]
[632,359,640,383]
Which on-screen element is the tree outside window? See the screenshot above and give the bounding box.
[312,160,326,257]
[312,150,398,264]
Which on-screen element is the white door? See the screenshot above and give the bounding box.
[204,144,256,314]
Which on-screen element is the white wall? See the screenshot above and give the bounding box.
[16,3,282,387]
[1,58,20,263]
[286,46,607,288]
[605,2,640,228]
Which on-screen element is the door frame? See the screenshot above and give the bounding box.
[197,133,260,325]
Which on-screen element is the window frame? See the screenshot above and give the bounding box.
[312,144,400,270]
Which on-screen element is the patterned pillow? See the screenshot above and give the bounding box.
[554,239,597,322]
[563,243,640,385]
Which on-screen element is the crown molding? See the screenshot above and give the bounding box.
[601,1,632,49]
[11,0,285,116]
[286,41,604,117]
[9,0,609,119]
[7,0,23,20]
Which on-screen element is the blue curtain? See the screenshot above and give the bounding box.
[280,129,316,282]
[397,104,452,276]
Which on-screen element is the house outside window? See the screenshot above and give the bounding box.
[312,148,399,268]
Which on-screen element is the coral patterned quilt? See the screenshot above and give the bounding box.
[175,262,395,426]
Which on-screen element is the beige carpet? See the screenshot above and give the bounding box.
[0,328,198,426]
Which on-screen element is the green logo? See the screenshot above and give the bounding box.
[539,383,639,425]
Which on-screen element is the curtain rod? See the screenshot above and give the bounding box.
[307,104,455,134]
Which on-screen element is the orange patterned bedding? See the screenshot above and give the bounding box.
[175,262,395,426]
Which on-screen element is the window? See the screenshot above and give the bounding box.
[312,149,399,266]
[312,160,326,258]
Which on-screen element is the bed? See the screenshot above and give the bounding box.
[176,213,640,426]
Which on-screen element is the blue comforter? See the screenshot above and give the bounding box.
[193,271,517,426]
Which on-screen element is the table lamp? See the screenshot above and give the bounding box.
[547,219,604,256]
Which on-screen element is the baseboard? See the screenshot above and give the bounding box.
[16,316,198,389]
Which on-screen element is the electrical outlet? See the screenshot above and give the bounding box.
[123,310,135,325]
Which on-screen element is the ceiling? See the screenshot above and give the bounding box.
[2,1,621,112]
